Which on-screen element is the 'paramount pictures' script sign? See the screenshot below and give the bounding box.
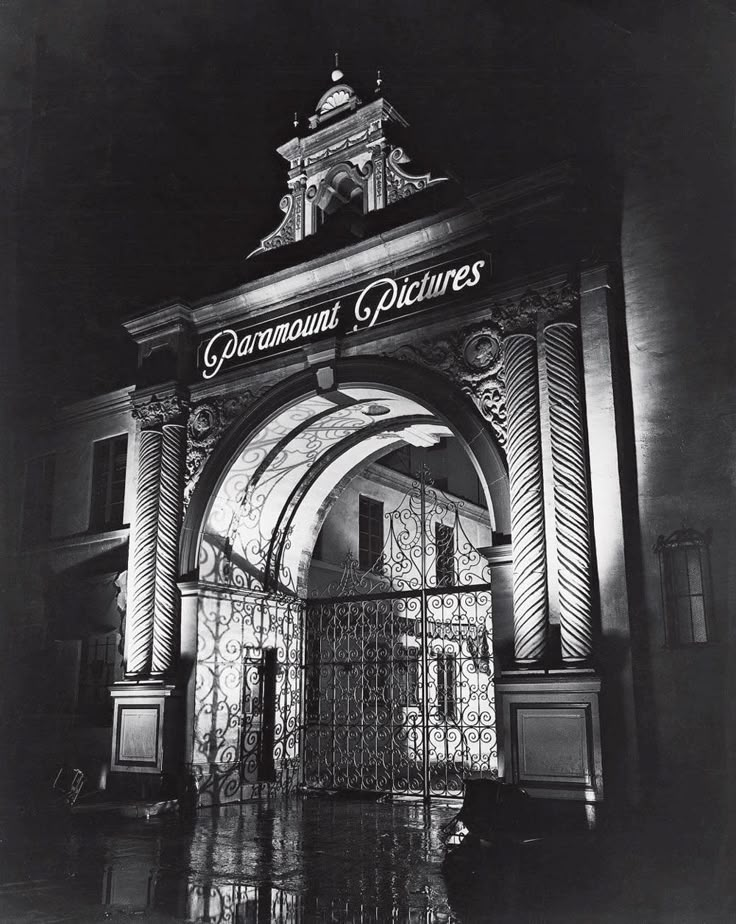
[198,252,491,380]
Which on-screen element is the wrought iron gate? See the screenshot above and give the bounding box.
[303,469,496,799]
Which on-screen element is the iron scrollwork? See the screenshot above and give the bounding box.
[192,591,303,807]
[304,469,496,800]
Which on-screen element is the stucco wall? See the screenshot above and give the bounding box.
[616,12,734,791]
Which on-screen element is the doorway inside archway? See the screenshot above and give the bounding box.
[190,381,507,806]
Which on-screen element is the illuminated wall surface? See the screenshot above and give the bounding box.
[2,0,733,810]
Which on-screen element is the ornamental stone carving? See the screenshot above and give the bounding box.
[258,193,297,252]
[132,392,190,429]
[385,147,442,204]
[303,129,370,166]
[371,144,386,207]
[494,282,579,335]
[249,74,449,260]
[385,320,507,446]
[382,282,579,448]
[185,387,271,505]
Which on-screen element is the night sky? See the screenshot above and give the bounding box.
[2,0,732,400]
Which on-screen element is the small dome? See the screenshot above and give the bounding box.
[331,67,344,82]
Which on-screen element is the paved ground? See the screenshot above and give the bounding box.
[0,792,732,922]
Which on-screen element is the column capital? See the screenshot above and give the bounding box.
[496,281,579,337]
[132,384,190,430]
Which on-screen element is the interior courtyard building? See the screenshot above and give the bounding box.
[1,4,733,839]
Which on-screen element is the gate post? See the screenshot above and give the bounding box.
[497,292,604,804]
[109,386,189,794]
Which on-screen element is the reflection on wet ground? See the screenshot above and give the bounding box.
[0,794,732,922]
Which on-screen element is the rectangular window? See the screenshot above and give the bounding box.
[436,652,456,720]
[90,435,128,531]
[78,632,120,723]
[655,529,713,646]
[435,522,455,587]
[359,495,384,572]
[22,453,55,546]
[398,645,420,708]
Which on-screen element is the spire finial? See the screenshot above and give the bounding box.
[331,51,344,82]
[375,68,383,95]
[293,111,299,129]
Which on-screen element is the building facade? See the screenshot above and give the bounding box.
[5,62,731,815]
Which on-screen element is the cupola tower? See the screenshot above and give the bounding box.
[248,61,447,258]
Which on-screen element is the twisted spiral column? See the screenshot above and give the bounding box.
[125,428,162,676]
[151,422,187,678]
[503,334,548,663]
[545,322,593,662]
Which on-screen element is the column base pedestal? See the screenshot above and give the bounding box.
[110,681,182,776]
[496,671,603,802]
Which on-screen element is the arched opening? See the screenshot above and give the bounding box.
[314,164,366,240]
[181,359,510,805]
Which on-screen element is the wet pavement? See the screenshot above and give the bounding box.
[0,793,732,923]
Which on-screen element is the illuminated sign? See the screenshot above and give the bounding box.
[198,252,491,380]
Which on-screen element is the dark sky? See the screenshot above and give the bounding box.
[2,0,732,400]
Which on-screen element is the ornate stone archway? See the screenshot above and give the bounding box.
[110,273,610,805]
[176,360,510,804]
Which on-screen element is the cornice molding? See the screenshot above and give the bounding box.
[123,302,194,340]
[192,204,487,334]
[53,387,135,428]
[363,462,490,528]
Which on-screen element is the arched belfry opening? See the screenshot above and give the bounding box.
[181,362,509,806]
[315,164,366,236]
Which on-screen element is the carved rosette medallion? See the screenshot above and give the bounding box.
[185,388,270,506]
[385,321,507,446]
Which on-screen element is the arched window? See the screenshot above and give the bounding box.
[654,528,714,646]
